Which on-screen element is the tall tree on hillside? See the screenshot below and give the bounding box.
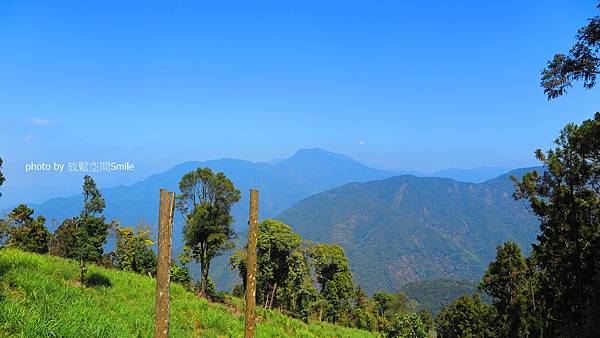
[176,167,240,296]
[541,3,600,99]
[230,219,316,318]
[479,241,542,337]
[514,115,600,336]
[0,156,5,197]
[309,243,354,324]
[5,204,50,254]
[74,175,111,283]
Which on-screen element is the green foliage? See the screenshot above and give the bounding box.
[541,2,600,99]
[436,294,498,338]
[49,176,110,282]
[176,167,240,295]
[383,312,427,338]
[49,218,79,258]
[277,170,539,294]
[479,241,541,337]
[171,246,193,287]
[115,224,156,275]
[0,156,5,197]
[309,243,354,324]
[5,204,50,254]
[0,248,377,337]
[417,309,433,332]
[513,113,600,337]
[230,220,318,322]
[401,278,486,315]
[373,291,410,321]
[81,175,105,218]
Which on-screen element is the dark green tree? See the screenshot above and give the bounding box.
[176,167,240,296]
[479,241,542,337]
[171,246,193,288]
[541,3,600,99]
[372,291,411,329]
[0,156,5,197]
[435,294,498,338]
[514,115,600,336]
[49,218,79,258]
[350,286,377,331]
[74,175,110,283]
[309,243,354,324]
[115,223,156,275]
[230,220,317,319]
[5,204,50,254]
[417,309,433,333]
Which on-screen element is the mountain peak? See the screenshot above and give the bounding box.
[283,148,356,164]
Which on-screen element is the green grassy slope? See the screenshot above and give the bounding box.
[0,249,377,338]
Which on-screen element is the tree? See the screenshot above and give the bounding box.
[74,175,110,283]
[49,218,79,258]
[383,312,427,338]
[176,167,240,296]
[0,156,5,197]
[513,115,600,337]
[436,294,498,338]
[542,2,600,99]
[230,220,317,320]
[350,286,377,331]
[5,204,50,254]
[115,223,156,275]
[479,241,542,337]
[309,243,354,323]
[373,291,410,321]
[417,309,433,333]
[171,246,193,287]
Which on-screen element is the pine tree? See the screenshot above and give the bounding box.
[479,241,542,337]
[514,115,600,337]
[74,175,110,283]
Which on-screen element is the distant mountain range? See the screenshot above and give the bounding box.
[432,167,512,183]
[29,148,393,245]
[21,148,541,294]
[277,167,542,294]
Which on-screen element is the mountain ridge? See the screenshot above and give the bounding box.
[276,167,543,293]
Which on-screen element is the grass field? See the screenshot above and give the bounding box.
[0,249,378,337]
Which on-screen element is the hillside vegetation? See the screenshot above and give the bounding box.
[278,168,541,293]
[0,249,377,338]
[400,278,489,315]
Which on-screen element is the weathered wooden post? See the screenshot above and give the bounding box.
[154,189,175,338]
[244,189,259,338]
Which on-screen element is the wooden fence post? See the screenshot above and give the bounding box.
[245,189,259,338]
[154,189,175,338]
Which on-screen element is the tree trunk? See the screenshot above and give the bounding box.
[199,259,210,298]
[269,283,277,309]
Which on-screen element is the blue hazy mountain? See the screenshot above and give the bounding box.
[432,167,512,183]
[277,167,543,293]
[30,148,394,238]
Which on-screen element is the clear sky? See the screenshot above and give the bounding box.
[1,0,600,206]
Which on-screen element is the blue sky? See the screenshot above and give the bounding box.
[1,0,600,206]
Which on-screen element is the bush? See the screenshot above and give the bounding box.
[383,312,427,338]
